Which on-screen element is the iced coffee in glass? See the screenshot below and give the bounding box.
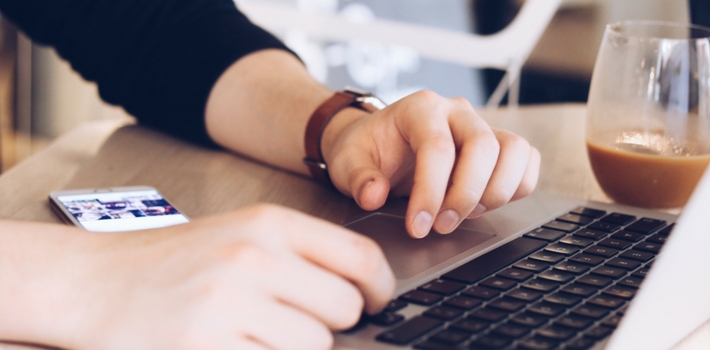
[586,20,710,208]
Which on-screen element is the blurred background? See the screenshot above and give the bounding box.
[0,0,701,174]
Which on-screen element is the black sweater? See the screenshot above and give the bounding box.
[0,0,291,147]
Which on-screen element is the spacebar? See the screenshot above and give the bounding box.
[441,237,546,284]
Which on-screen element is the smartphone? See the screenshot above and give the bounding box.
[49,186,189,232]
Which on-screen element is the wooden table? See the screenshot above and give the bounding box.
[0,103,707,349]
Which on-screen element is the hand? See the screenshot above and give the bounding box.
[76,205,394,350]
[323,90,540,238]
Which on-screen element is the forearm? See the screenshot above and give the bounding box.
[205,49,368,175]
[0,220,94,348]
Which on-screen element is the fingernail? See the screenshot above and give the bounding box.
[435,209,459,234]
[470,203,487,218]
[412,211,433,238]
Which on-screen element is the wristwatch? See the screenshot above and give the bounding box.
[303,88,386,186]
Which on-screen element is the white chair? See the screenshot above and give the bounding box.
[236,0,562,108]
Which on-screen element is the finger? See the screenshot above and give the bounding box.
[431,105,500,233]
[330,148,391,211]
[472,129,533,217]
[231,338,270,350]
[239,296,333,350]
[265,254,364,330]
[511,146,541,201]
[397,101,458,238]
[281,210,395,315]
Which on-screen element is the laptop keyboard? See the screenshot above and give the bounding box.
[364,206,674,350]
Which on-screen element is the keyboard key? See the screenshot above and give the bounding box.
[658,223,675,235]
[554,261,590,274]
[522,278,560,293]
[537,325,576,340]
[528,302,566,317]
[449,318,489,334]
[443,296,481,310]
[542,221,579,232]
[560,235,594,247]
[510,312,549,327]
[424,306,463,321]
[566,336,597,350]
[557,213,595,225]
[369,312,405,326]
[603,285,637,299]
[413,340,457,350]
[646,233,669,244]
[570,207,606,218]
[601,213,636,225]
[588,295,625,309]
[591,266,627,279]
[514,259,550,272]
[598,238,631,250]
[625,218,666,234]
[555,314,593,329]
[442,237,546,284]
[376,316,444,345]
[538,270,575,283]
[497,268,533,281]
[399,290,443,306]
[561,283,598,297]
[470,335,511,349]
[480,276,517,291]
[518,336,558,350]
[488,298,525,312]
[585,246,618,258]
[574,228,607,240]
[544,292,582,307]
[428,329,471,345]
[507,288,542,302]
[602,313,623,327]
[611,230,645,242]
[525,227,566,241]
[419,280,466,296]
[570,253,604,266]
[636,241,662,253]
[492,322,530,338]
[577,274,612,287]
[619,249,654,262]
[469,308,508,323]
[545,243,580,255]
[462,285,499,300]
[585,325,613,339]
[572,304,610,319]
[606,258,640,270]
[587,221,620,233]
[385,299,408,312]
[617,275,644,288]
[632,267,651,278]
[529,251,565,263]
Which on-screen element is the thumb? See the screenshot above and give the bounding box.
[333,153,391,211]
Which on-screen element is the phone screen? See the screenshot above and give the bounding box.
[55,189,189,232]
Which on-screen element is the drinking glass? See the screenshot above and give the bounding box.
[586,20,710,208]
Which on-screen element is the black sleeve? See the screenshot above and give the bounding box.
[0,0,294,147]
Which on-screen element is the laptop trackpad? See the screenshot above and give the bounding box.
[345,213,495,279]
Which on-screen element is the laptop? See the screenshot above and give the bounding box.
[333,168,710,349]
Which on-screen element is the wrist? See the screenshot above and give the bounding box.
[320,107,370,170]
[304,89,386,186]
[0,221,101,348]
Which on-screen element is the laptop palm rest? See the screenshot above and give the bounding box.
[345,213,495,280]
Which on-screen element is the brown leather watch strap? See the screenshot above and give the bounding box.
[303,91,358,186]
